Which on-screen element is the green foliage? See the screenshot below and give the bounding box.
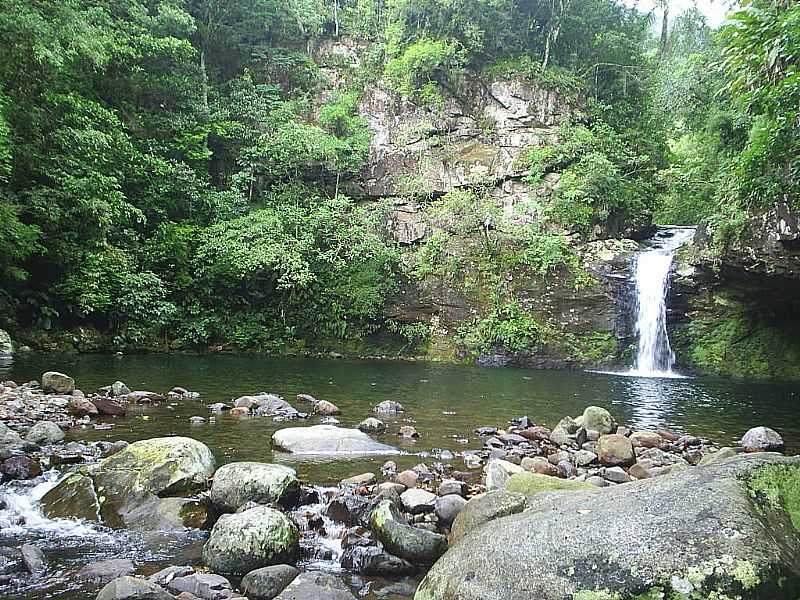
[385,38,461,104]
[457,300,542,353]
[522,122,653,235]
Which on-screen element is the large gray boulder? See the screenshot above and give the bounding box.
[210,462,299,511]
[96,576,173,600]
[42,371,75,394]
[450,490,527,544]
[415,453,800,600]
[370,499,447,566]
[95,436,215,497]
[274,572,357,600]
[271,425,399,455]
[202,506,299,575]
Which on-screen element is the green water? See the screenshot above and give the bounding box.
[3,354,798,484]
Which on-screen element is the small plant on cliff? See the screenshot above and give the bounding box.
[457,300,542,353]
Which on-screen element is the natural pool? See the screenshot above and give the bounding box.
[1,353,798,599]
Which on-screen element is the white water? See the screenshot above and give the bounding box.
[628,227,695,378]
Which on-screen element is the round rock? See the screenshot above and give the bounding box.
[211,462,299,511]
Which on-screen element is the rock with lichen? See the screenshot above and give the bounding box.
[414,453,800,600]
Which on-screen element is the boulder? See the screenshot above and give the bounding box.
[69,395,99,416]
[373,401,404,414]
[202,506,299,575]
[95,436,215,498]
[450,490,527,544]
[548,427,569,446]
[596,434,635,467]
[77,559,135,585]
[0,422,24,456]
[96,576,174,600]
[123,496,211,531]
[580,406,615,435]
[484,459,524,490]
[313,400,340,416]
[41,473,101,521]
[414,453,800,600]
[111,381,132,397]
[211,462,299,511]
[166,573,233,600]
[340,472,375,486]
[629,430,663,448]
[42,371,75,394]
[240,565,299,600]
[741,426,785,453]
[400,488,437,514]
[271,425,399,455]
[1,455,42,480]
[340,546,416,575]
[148,566,195,587]
[435,494,467,525]
[396,470,418,488]
[274,572,357,600]
[296,394,317,404]
[93,398,126,416]
[370,500,447,565]
[520,457,560,477]
[25,421,64,445]
[358,417,386,433]
[504,473,596,497]
[437,479,468,497]
[21,544,46,573]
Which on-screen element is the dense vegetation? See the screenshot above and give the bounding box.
[0,0,796,355]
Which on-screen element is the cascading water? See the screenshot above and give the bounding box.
[628,227,695,378]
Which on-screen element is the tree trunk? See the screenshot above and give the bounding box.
[659,3,670,61]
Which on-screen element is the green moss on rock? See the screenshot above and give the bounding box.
[504,472,596,496]
[748,464,800,530]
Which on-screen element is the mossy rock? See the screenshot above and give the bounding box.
[40,473,101,522]
[450,490,528,544]
[504,472,596,496]
[414,453,800,600]
[370,499,447,565]
[202,506,299,575]
[210,462,299,512]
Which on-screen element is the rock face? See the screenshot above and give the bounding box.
[415,453,800,600]
[41,371,74,394]
[202,506,299,575]
[271,425,399,455]
[210,462,300,511]
[370,500,447,566]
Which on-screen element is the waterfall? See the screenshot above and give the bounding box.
[629,227,695,378]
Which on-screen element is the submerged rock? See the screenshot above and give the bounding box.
[370,500,447,565]
[240,565,299,600]
[20,544,46,574]
[358,417,386,433]
[271,425,399,455]
[415,453,800,600]
[211,462,299,511]
[202,506,299,575]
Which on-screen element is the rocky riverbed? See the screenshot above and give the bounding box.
[0,370,797,600]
